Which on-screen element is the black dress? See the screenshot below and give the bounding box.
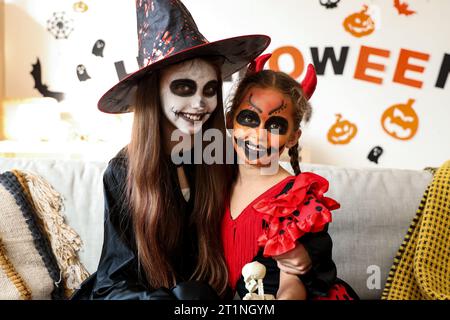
[71,149,338,300]
[71,148,208,299]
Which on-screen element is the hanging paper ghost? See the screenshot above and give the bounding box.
[92,40,106,57]
[47,12,74,40]
[76,64,91,81]
[367,146,384,164]
[319,0,340,9]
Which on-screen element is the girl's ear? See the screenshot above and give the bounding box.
[286,129,301,148]
[225,111,233,129]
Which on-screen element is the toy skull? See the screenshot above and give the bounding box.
[241,261,275,300]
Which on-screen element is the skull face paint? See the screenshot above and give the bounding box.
[232,87,296,165]
[160,59,219,135]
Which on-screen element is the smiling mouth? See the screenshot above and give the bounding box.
[174,110,210,122]
[235,138,279,160]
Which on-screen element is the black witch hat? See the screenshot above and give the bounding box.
[98,0,270,114]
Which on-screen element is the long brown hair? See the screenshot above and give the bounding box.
[226,70,312,176]
[127,58,229,295]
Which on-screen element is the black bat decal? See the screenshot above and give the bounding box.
[30,58,65,102]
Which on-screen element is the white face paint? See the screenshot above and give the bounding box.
[159,58,219,135]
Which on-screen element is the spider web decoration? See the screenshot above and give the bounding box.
[47,12,74,39]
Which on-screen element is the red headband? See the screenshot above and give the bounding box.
[246,53,317,100]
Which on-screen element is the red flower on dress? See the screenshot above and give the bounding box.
[253,173,340,257]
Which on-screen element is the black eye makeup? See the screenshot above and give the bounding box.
[264,116,289,135]
[203,80,218,98]
[235,109,289,135]
[236,109,260,128]
[170,79,197,97]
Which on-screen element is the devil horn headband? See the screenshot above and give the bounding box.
[246,53,272,75]
[301,64,317,100]
[246,54,317,100]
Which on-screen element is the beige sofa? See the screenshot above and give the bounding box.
[0,157,432,299]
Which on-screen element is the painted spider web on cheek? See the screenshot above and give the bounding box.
[47,11,74,39]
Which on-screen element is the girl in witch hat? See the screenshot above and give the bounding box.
[72,0,329,300]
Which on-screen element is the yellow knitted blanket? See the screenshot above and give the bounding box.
[382,160,450,300]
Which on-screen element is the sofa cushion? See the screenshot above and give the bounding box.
[0,159,106,274]
[286,163,433,299]
[0,172,63,299]
[381,161,450,300]
[12,169,90,296]
[0,158,433,299]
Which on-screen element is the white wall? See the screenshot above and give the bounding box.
[4,0,450,169]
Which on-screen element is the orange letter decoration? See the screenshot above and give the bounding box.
[269,46,304,79]
[354,45,390,84]
[393,49,430,88]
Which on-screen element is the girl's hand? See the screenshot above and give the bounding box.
[276,271,307,300]
[272,243,312,275]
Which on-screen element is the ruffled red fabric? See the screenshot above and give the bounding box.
[313,282,357,300]
[253,172,340,257]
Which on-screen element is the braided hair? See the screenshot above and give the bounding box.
[288,143,301,176]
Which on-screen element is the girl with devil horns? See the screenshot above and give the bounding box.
[222,55,359,300]
[72,0,339,300]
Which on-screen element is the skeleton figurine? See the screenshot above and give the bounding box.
[241,261,275,300]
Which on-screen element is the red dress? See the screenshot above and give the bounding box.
[221,172,358,300]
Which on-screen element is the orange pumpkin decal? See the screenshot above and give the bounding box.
[73,1,89,13]
[343,5,375,38]
[327,114,358,145]
[381,99,419,140]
